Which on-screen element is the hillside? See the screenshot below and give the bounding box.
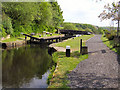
[62,22,103,34]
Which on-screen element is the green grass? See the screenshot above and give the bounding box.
[1,34,60,42]
[2,37,23,42]
[1,36,30,42]
[101,36,120,55]
[48,51,88,88]
[56,35,94,51]
[33,34,60,38]
[48,34,94,88]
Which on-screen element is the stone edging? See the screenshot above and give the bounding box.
[1,40,27,49]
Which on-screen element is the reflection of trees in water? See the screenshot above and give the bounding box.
[2,45,53,88]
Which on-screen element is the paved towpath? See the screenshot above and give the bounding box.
[68,35,119,88]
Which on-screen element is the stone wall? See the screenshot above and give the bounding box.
[2,40,27,49]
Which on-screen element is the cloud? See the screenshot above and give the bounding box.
[57,0,119,26]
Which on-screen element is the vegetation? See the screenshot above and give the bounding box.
[1,1,102,42]
[56,34,94,51]
[48,52,88,88]
[101,26,117,31]
[98,1,120,47]
[98,1,119,21]
[62,22,103,34]
[102,28,120,40]
[1,1,64,38]
[48,35,94,88]
[101,35,120,55]
[101,27,120,55]
[62,23,78,30]
[1,33,60,42]
[2,37,24,42]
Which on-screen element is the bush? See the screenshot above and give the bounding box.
[105,33,115,40]
[108,35,114,40]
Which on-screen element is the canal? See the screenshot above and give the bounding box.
[2,45,55,88]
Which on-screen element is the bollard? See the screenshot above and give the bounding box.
[66,46,70,57]
[50,33,52,36]
[80,39,82,54]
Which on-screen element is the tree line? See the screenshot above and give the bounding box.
[62,22,103,34]
[1,1,64,37]
[1,1,105,38]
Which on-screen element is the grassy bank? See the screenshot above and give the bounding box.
[1,35,30,42]
[48,52,88,88]
[1,37,27,42]
[48,34,94,88]
[1,34,60,42]
[101,36,120,55]
[56,35,94,51]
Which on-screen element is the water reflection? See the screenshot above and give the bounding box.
[2,45,53,88]
[21,70,50,88]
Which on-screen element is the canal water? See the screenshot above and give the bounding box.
[2,45,54,88]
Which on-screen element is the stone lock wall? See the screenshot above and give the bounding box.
[2,40,27,49]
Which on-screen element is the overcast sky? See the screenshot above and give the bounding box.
[57,0,119,27]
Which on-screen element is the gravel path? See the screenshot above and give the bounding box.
[68,35,119,88]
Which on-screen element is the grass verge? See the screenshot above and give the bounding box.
[1,35,31,42]
[48,51,88,88]
[2,37,25,42]
[101,35,120,55]
[47,34,94,88]
[55,35,94,51]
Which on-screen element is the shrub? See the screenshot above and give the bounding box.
[105,33,115,40]
[108,35,114,40]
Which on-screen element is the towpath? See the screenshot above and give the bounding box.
[68,35,119,88]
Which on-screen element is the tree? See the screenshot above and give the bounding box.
[2,11,13,35]
[2,2,37,25]
[85,28,92,32]
[98,1,120,37]
[50,1,64,29]
[63,23,78,30]
[2,2,38,36]
[98,2,119,21]
[39,2,53,26]
[1,1,64,37]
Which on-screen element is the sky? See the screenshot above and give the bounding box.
[57,0,119,27]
